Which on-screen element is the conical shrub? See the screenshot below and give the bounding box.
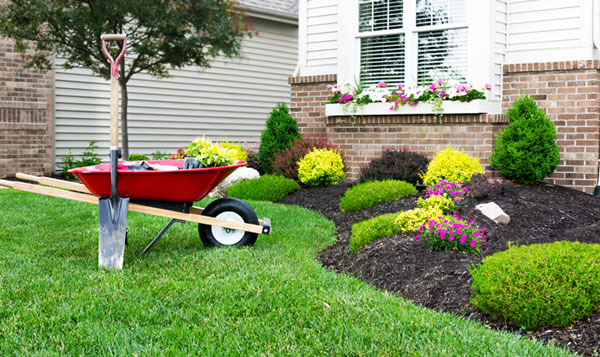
[258,103,301,173]
[490,95,560,184]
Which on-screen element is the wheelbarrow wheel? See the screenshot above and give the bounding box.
[198,197,259,247]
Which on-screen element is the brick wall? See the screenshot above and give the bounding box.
[0,38,54,178]
[503,61,600,193]
[290,61,600,193]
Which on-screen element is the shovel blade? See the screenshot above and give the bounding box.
[98,197,129,269]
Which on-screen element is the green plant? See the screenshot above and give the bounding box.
[395,207,448,233]
[128,153,150,161]
[218,141,248,161]
[421,147,484,186]
[417,194,455,214]
[198,145,234,167]
[245,150,263,175]
[349,213,400,253]
[258,103,301,173]
[469,241,600,331]
[59,141,102,180]
[151,151,170,160]
[340,180,417,212]
[227,175,300,202]
[359,149,429,185]
[297,148,345,187]
[490,95,560,184]
[185,136,213,157]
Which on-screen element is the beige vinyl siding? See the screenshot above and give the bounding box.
[54,17,297,166]
[506,0,583,57]
[493,0,507,101]
[305,0,338,72]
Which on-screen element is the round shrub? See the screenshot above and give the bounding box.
[349,213,399,253]
[227,175,299,202]
[297,148,345,187]
[469,241,600,330]
[421,147,484,186]
[340,180,417,212]
[490,95,560,184]
[359,149,429,184]
[272,135,344,181]
[258,103,301,173]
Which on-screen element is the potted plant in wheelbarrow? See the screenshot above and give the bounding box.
[0,34,270,270]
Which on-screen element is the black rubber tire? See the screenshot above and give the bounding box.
[198,197,259,247]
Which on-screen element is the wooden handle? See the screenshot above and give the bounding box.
[110,77,119,146]
[15,173,91,194]
[101,34,126,41]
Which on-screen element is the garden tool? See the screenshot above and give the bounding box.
[98,34,129,269]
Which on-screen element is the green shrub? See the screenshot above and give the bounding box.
[128,153,150,161]
[359,149,429,185]
[490,95,560,184]
[272,135,343,181]
[417,194,455,214]
[421,147,484,186]
[395,207,448,233]
[218,141,248,161]
[151,151,170,160]
[258,103,301,173]
[184,137,236,167]
[349,213,400,253]
[298,148,345,187]
[227,175,299,202]
[340,180,417,212]
[469,241,600,330]
[59,141,102,180]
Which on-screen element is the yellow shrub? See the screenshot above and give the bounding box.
[298,148,345,187]
[395,207,451,232]
[417,194,456,214]
[217,141,248,161]
[421,147,484,186]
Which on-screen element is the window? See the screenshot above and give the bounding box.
[358,0,468,86]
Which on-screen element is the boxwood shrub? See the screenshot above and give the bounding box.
[349,213,400,253]
[339,180,417,212]
[227,175,299,202]
[469,241,600,330]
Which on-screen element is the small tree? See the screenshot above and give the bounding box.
[490,95,560,184]
[258,103,301,173]
[0,0,249,158]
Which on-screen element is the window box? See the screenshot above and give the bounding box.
[325,100,501,117]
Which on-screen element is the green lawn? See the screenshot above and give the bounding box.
[0,190,571,355]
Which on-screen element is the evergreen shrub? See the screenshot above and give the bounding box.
[490,95,560,184]
[297,148,345,187]
[258,103,301,173]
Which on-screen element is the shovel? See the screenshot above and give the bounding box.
[98,34,129,269]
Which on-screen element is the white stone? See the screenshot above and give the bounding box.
[208,167,260,198]
[475,202,510,224]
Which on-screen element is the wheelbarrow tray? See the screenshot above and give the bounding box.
[69,159,246,202]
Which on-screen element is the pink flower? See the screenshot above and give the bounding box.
[415,233,420,239]
[397,84,404,90]
[389,106,395,110]
[429,83,439,92]
[460,235,466,244]
[484,83,492,90]
[378,81,387,87]
[439,91,446,98]
[448,235,455,241]
[412,102,417,106]
[470,239,477,247]
[437,79,444,86]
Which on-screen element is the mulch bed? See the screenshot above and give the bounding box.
[278,181,600,356]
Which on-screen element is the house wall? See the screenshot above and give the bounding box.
[298,0,338,76]
[0,38,54,178]
[54,16,297,167]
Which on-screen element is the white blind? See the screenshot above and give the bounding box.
[417,28,468,83]
[360,34,405,85]
[359,0,403,32]
[416,0,466,27]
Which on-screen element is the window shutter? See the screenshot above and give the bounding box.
[416,0,466,27]
[360,34,405,86]
[359,0,403,33]
[417,28,468,83]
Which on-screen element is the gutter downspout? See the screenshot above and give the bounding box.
[593,0,600,195]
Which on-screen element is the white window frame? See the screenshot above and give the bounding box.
[337,0,498,107]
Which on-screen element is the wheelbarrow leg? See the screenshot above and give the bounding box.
[141,218,184,255]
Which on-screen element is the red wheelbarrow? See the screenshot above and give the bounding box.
[0,163,271,259]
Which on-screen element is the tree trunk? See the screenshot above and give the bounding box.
[120,59,129,159]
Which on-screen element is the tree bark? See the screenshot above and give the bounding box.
[119,58,129,159]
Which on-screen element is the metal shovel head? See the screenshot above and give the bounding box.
[98,196,129,269]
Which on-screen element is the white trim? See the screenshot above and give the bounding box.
[325,100,501,117]
[298,0,308,74]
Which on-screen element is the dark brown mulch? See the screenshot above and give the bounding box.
[278,181,600,356]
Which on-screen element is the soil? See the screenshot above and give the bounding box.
[279,181,600,356]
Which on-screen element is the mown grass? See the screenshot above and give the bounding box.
[0,190,572,355]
